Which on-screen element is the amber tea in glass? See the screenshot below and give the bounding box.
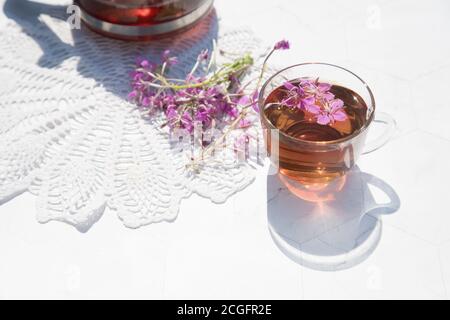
[259,63,395,184]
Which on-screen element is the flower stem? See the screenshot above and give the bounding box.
[190,100,256,166]
[255,48,275,89]
[145,54,254,91]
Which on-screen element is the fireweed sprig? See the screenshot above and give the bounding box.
[128,40,291,169]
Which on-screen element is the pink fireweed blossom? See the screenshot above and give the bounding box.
[307,99,348,125]
[181,111,194,133]
[300,79,335,102]
[282,82,315,110]
[239,118,253,128]
[162,50,178,66]
[233,133,254,153]
[236,90,259,112]
[274,40,290,50]
[197,49,209,62]
[136,57,157,71]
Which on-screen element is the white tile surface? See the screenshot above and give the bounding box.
[439,240,450,298]
[342,62,417,137]
[163,218,303,299]
[0,193,171,299]
[302,224,446,299]
[359,131,450,246]
[345,0,450,80]
[412,66,450,141]
[163,178,302,300]
[1,0,450,299]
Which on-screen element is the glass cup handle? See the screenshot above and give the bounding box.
[363,112,397,155]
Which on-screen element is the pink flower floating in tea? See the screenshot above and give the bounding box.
[128,40,290,168]
[306,98,347,125]
[280,79,348,125]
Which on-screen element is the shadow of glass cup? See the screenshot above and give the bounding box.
[267,166,400,271]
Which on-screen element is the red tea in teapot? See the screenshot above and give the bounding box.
[75,0,213,40]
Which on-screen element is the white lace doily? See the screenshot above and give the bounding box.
[0,4,266,232]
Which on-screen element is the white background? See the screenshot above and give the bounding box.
[0,0,450,299]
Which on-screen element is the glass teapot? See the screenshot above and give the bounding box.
[74,0,214,40]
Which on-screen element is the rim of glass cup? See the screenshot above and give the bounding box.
[258,62,376,146]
